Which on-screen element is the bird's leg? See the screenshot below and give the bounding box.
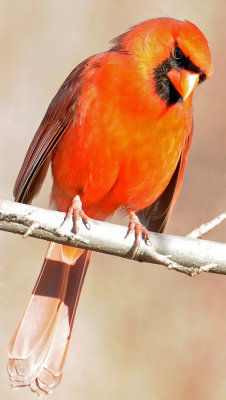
[125,212,215,277]
[125,210,151,258]
[57,195,90,236]
[23,195,89,244]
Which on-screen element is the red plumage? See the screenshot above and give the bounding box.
[9,18,212,395]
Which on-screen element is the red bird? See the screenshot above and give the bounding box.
[8,18,212,395]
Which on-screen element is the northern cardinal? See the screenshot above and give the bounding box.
[8,18,212,395]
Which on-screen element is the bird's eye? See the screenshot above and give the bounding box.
[173,46,184,60]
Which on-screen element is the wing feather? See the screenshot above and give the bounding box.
[14,59,93,203]
[137,127,193,233]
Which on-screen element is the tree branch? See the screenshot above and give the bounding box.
[188,211,226,238]
[0,198,226,276]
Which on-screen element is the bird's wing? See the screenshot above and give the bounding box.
[14,58,95,204]
[137,127,193,233]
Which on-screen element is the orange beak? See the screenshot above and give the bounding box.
[167,69,199,100]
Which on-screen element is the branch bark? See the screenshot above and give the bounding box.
[188,211,226,238]
[0,198,226,276]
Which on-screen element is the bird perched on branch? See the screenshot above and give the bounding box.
[8,17,212,395]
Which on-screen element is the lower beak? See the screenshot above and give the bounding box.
[167,69,199,100]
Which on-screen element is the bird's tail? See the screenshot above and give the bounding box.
[8,242,91,395]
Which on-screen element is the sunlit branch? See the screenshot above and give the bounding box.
[0,198,225,277]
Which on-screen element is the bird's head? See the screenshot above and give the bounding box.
[112,18,212,107]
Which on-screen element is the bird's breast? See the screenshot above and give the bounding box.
[51,81,192,217]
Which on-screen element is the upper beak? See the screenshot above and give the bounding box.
[167,69,199,101]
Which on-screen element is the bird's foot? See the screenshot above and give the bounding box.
[125,211,151,258]
[56,195,90,236]
[125,211,206,277]
[23,195,89,244]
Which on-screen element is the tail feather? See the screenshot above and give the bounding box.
[8,243,91,395]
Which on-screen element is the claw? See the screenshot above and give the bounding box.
[126,211,151,258]
[60,195,90,235]
[23,222,40,238]
[22,195,89,244]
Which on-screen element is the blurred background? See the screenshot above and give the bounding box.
[0,0,226,399]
